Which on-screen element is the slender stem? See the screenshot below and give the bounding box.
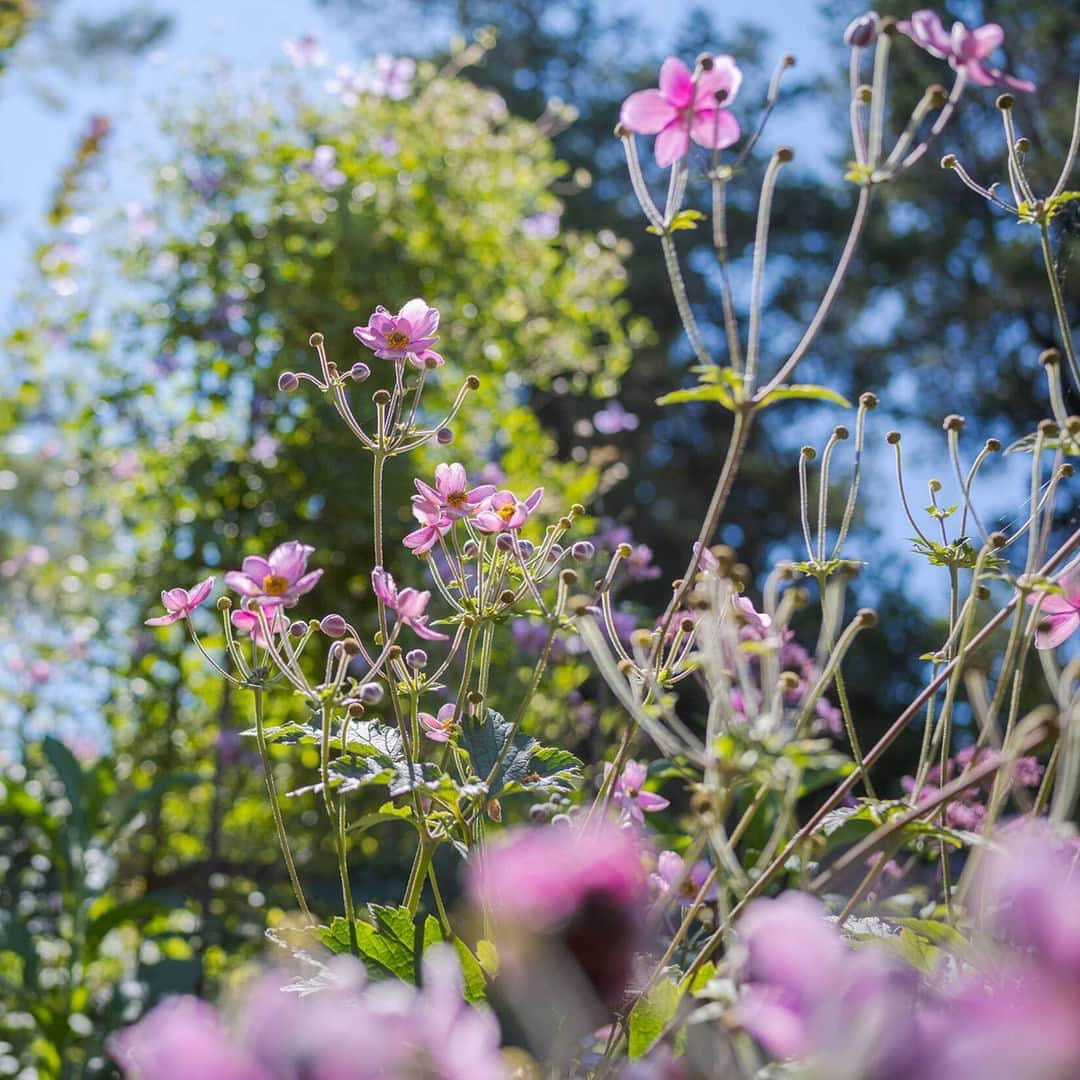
[745,151,789,391]
[252,688,312,922]
[1039,221,1080,391]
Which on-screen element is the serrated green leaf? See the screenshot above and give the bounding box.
[628,978,683,1059]
[656,384,736,410]
[756,384,852,409]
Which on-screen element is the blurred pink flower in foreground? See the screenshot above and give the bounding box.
[1027,567,1080,649]
[898,11,1035,91]
[620,56,742,168]
[353,298,443,368]
[225,542,322,608]
[145,577,215,626]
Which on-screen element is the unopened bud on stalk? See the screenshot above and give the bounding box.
[927,84,947,109]
[343,640,360,656]
[496,533,514,551]
[943,414,965,432]
[560,568,579,586]
[319,614,347,638]
[1066,416,1080,435]
[461,539,479,559]
[570,503,586,517]
[859,391,879,409]
[465,375,481,390]
[617,658,635,675]
[776,146,794,163]
[1040,348,1062,367]
[929,478,942,493]
[996,93,1014,111]
[614,122,628,138]
[879,16,898,35]
[386,645,402,661]
[778,671,801,693]
[941,154,958,170]
[1016,137,1030,154]
[436,427,453,445]
[499,590,516,605]
[886,430,901,445]
[372,389,391,407]
[518,539,536,559]
[349,362,371,382]
[571,541,595,561]
[290,620,307,637]
[359,682,383,705]
[989,531,1008,549]
[985,438,1002,452]
[856,608,878,628]
[843,12,879,48]
[1038,419,1060,437]
[834,425,849,440]
[347,702,364,718]
[1061,463,1075,478]
[278,371,300,392]
[405,649,427,670]
[547,544,564,563]
[468,690,484,706]
[308,332,324,347]
[558,516,572,530]
[857,84,873,104]
[801,446,816,461]
[976,585,990,600]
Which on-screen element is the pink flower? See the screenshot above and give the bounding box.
[145,577,215,626]
[650,850,717,906]
[353,298,444,368]
[370,567,448,641]
[412,463,496,522]
[224,542,322,608]
[420,703,456,742]
[605,759,669,824]
[620,55,743,168]
[403,500,453,555]
[898,11,1035,92]
[734,595,772,641]
[1028,567,1080,649]
[692,541,719,573]
[473,488,544,534]
[283,34,328,70]
[231,606,289,649]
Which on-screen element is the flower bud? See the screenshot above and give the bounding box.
[405,648,428,669]
[833,425,849,440]
[616,543,633,558]
[886,430,901,445]
[941,154,957,170]
[529,803,549,823]
[547,544,564,564]
[359,682,384,705]
[985,438,1002,452]
[996,93,1014,111]
[989,531,1008,549]
[856,607,878,628]
[372,389,391,406]
[436,427,454,445]
[277,371,300,392]
[776,146,794,164]
[290,620,307,638]
[343,640,360,656]
[859,391,879,409]
[943,414,965,432]
[347,701,364,717]
[496,533,514,551]
[319,614,347,638]
[461,539,479,559]
[465,375,481,391]
[217,596,232,612]
[517,539,536,559]
[843,11,879,47]
[1039,348,1062,367]
[349,362,371,382]
[308,332,324,348]
[560,568,579,586]
[498,590,516,605]
[571,540,595,561]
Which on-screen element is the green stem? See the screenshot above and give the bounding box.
[1040,221,1080,390]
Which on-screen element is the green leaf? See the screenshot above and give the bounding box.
[756,384,852,409]
[458,709,582,797]
[0,910,38,989]
[628,978,683,1059]
[656,383,736,411]
[645,209,706,235]
[42,735,85,817]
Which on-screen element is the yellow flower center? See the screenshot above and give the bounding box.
[448,491,468,508]
[386,330,410,349]
[497,503,516,522]
[262,574,290,596]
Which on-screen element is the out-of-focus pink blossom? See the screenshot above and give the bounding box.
[283,34,328,70]
[898,11,1035,91]
[650,850,716,906]
[420,703,456,742]
[1027,567,1080,649]
[302,145,346,189]
[145,577,215,626]
[370,567,447,640]
[353,299,443,368]
[225,542,322,608]
[473,488,544,534]
[368,54,415,100]
[733,595,771,641]
[412,463,495,522]
[605,759,669,824]
[620,55,742,168]
[231,606,289,649]
[593,402,639,435]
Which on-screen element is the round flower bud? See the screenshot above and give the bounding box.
[405,648,428,670]
[289,620,307,638]
[843,11,879,47]
[436,427,454,445]
[571,541,595,562]
[496,533,515,551]
[372,389,391,406]
[547,544,564,564]
[319,614,347,638]
[461,539,479,559]
[349,362,371,382]
[359,682,384,705]
[308,332,324,348]
[517,539,536,559]
[529,803,549,823]
[216,596,232,612]
[278,371,300,392]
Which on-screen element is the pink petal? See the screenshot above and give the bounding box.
[145,611,183,626]
[269,541,314,581]
[403,526,439,553]
[241,556,272,582]
[415,477,441,503]
[905,10,953,57]
[162,588,189,612]
[291,569,323,597]
[467,485,496,504]
[971,22,1004,58]
[231,609,259,633]
[658,57,694,109]
[410,348,443,369]
[1035,611,1080,650]
[696,54,742,108]
[409,617,448,641]
[473,512,505,534]
[188,576,215,608]
[396,588,431,618]
[619,88,678,135]
[622,761,648,790]
[398,298,437,336]
[224,571,263,597]
[371,566,397,606]
[654,121,690,168]
[436,703,456,722]
[657,850,684,884]
[690,107,740,151]
[524,487,544,512]
[635,791,670,813]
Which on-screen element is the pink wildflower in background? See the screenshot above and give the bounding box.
[1028,567,1080,649]
[898,11,1035,91]
[145,577,214,626]
[650,850,717,906]
[225,542,322,608]
[620,55,742,167]
[605,759,669,824]
[282,34,328,70]
[353,298,443,368]
[420,703,456,742]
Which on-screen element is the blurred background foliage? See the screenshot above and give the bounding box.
[1,0,1078,1074]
